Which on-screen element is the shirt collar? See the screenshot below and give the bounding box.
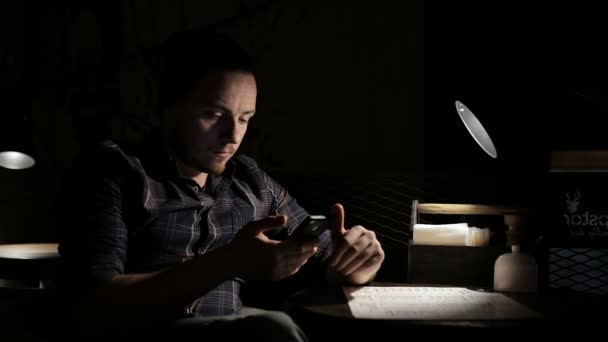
[205,158,236,197]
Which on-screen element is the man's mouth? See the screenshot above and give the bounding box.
[214,150,232,158]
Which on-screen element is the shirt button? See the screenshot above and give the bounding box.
[192,186,199,192]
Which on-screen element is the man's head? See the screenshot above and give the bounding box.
[159,29,256,175]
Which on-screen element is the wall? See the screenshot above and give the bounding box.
[424,2,608,207]
[0,0,424,279]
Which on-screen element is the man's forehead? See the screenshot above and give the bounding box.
[197,69,255,86]
[192,70,255,92]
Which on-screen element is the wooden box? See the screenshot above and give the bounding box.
[407,201,523,288]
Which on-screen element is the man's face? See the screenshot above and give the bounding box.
[169,70,257,174]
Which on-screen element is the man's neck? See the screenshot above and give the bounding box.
[163,136,208,187]
[175,160,208,187]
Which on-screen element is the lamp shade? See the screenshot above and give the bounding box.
[455,100,497,159]
[0,114,36,170]
[0,151,35,170]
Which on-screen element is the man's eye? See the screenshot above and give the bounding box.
[201,111,222,119]
[239,115,254,124]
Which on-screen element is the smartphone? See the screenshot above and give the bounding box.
[290,215,329,240]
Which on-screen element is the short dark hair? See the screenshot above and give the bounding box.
[158,28,255,110]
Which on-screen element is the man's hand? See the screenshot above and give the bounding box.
[327,203,385,285]
[227,215,319,281]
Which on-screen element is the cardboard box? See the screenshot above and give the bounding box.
[542,151,608,294]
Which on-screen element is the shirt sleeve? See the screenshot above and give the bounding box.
[58,143,129,289]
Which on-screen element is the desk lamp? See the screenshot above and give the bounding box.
[456,100,537,292]
[0,114,36,170]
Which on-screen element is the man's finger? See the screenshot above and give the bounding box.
[349,254,384,276]
[244,215,287,235]
[328,225,365,268]
[276,253,315,279]
[334,238,372,272]
[339,245,377,276]
[281,240,320,256]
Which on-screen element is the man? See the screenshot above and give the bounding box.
[58,28,384,341]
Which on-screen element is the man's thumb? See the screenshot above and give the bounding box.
[331,203,346,236]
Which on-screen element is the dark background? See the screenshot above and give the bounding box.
[1,0,607,282]
[426,1,608,204]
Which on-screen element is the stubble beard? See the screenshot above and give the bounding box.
[171,139,228,176]
[183,151,227,175]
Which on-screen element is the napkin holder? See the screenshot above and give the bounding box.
[408,200,528,289]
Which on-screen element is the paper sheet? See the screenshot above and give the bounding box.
[343,286,541,320]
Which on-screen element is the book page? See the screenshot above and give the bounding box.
[343,286,541,320]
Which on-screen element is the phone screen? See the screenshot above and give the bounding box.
[290,215,329,240]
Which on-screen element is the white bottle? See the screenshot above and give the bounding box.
[493,244,538,292]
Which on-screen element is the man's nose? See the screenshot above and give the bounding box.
[220,118,241,144]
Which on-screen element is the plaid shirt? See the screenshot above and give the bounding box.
[59,139,333,316]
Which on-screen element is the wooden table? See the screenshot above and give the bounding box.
[0,244,62,340]
[0,243,60,289]
[286,282,607,341]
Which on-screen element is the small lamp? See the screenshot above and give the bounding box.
[0,114,36,170]
[455,100,497,159]
[455,100,538,292]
